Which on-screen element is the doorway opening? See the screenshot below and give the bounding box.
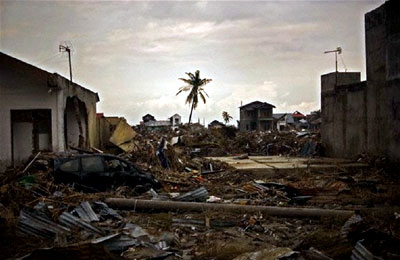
[11,109,52,165]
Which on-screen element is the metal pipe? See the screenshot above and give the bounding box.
[105,198,353,219]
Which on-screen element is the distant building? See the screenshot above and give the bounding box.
[273,111,310,131]
[208,120,225,129]
[309,118,322,131]
[273,113,294,131]
[142,114,155,123]
[239,101,275,132]
[141,113,181,131]
[170,114,181,129]
[0,52,100,170]
[292,111,306,123]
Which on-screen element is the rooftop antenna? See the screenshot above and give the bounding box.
[59,41,73,83]
[324,47,342,85]
[339,52,347,72]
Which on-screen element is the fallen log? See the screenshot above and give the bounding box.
[105,198,353,219]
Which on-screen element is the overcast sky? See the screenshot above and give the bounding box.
[0,0,384,125]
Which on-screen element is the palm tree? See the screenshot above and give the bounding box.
[222,111,233,124]
[176,70,212,124]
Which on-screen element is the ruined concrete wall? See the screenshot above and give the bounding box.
[57,75,99,150]
[0,52,100,171]
[343,83,368,158]
[321,72,361,93]
[321,0,400,162]
[321,73,365,158]
[364,0,400,162]
[0,53,65,170]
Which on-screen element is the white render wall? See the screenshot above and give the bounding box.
[0,53,99,172]
[0,68,66,171]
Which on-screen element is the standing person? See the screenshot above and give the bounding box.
[157,137,168,168]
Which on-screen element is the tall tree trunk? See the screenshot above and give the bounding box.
[188,102,195,124]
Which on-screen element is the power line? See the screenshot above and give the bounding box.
[32,52,62,66]
[339,53,347,72]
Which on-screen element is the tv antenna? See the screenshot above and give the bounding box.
[324,47,342,73]
[59,41,73,83]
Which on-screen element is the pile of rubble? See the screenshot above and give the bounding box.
[1,126,399,259]
[118,125,323,173]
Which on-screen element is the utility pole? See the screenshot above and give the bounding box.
[59,44,73,83]
[324,47,342,86]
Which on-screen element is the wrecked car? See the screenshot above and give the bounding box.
[53,154,161,192]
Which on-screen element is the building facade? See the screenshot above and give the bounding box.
[0,52,99,171]
[239,101,275,132]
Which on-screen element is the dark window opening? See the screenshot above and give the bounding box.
[59,159,80,172]
[82,156,104,173]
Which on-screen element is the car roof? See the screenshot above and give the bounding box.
[59,153,131,163]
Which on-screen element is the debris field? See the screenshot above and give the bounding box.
[1,126,399,260]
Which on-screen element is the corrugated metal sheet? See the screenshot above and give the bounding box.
[351,240,384,260]
[72,201,100,222]
[17,209,70,239]
[59,212,105,236]
[92,233,140,252]
[123,223,148,238]
[92,201,122,220]
[175,187,208,202]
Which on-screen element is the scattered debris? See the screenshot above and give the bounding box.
[22,152,42,173]
[92,201,123,220]
[109,119,138,152]
[72,201,100,222]
[340,211,363,239]
[17,207,70,239]
[2,127,399,259]
[352,240,384,260]
[233,247,298,260]
[58,211,105,236]
[174,186,208,202]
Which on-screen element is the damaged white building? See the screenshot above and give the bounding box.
[0,52,100,171]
